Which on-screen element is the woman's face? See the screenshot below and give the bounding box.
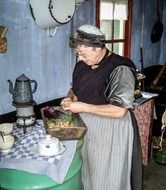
[75,44,101,66]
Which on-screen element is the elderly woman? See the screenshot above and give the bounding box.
[61,25,142,190]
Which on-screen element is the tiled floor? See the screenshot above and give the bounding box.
[143,157,166,190]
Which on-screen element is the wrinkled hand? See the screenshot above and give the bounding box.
[60,97,72,106]
[61,100,85,113]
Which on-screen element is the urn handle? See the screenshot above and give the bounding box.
[30,80,37,93]
[7,79,14,95]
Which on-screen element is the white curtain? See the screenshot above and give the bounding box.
[100,0,128,20]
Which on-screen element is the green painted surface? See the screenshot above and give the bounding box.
[0,140,84,190]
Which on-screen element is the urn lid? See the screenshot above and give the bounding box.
[38,135,59,145]
[16,74,29,82]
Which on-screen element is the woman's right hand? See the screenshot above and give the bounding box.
[61,89,78,105]
[60,97,73,107]
[61,100,86,113]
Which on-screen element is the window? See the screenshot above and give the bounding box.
[96,0,132,58]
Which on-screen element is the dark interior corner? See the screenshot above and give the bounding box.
[143,65,166,137]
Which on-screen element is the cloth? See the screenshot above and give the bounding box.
[81,111,134,190]
[129,110,143,190]
[72,52,142,190]
[0,120,77,184]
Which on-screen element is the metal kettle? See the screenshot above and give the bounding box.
[7,74,37,104]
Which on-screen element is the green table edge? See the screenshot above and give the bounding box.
[0,140,84,190]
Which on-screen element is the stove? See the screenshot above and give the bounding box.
[12,101,36,134]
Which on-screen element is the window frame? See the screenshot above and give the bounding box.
[95,0,132,58]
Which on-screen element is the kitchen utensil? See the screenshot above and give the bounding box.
[0,134,15,153]
[29,0,76,36]
[0,123,13,135]
[41,106,87,140]
[8,74,37,104]
[153,148,166,165]
[37,135,61,156]
[151,0,164,43]
[0,131,5,142]
[16,105,35,117]
[32,142,65,156]
[16,116,36,126]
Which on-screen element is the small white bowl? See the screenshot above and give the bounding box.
[0,134,15,153]
[0,123,13,135]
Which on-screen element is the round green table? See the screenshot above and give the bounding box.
[0,140,83,190]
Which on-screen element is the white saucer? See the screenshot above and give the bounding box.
[32,142,65,156]
[1,148,11,154]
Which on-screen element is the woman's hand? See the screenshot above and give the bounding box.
[61,95,127,118]
[60,97,73,106]
[61,101,86,113]
[60,89,78,105]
